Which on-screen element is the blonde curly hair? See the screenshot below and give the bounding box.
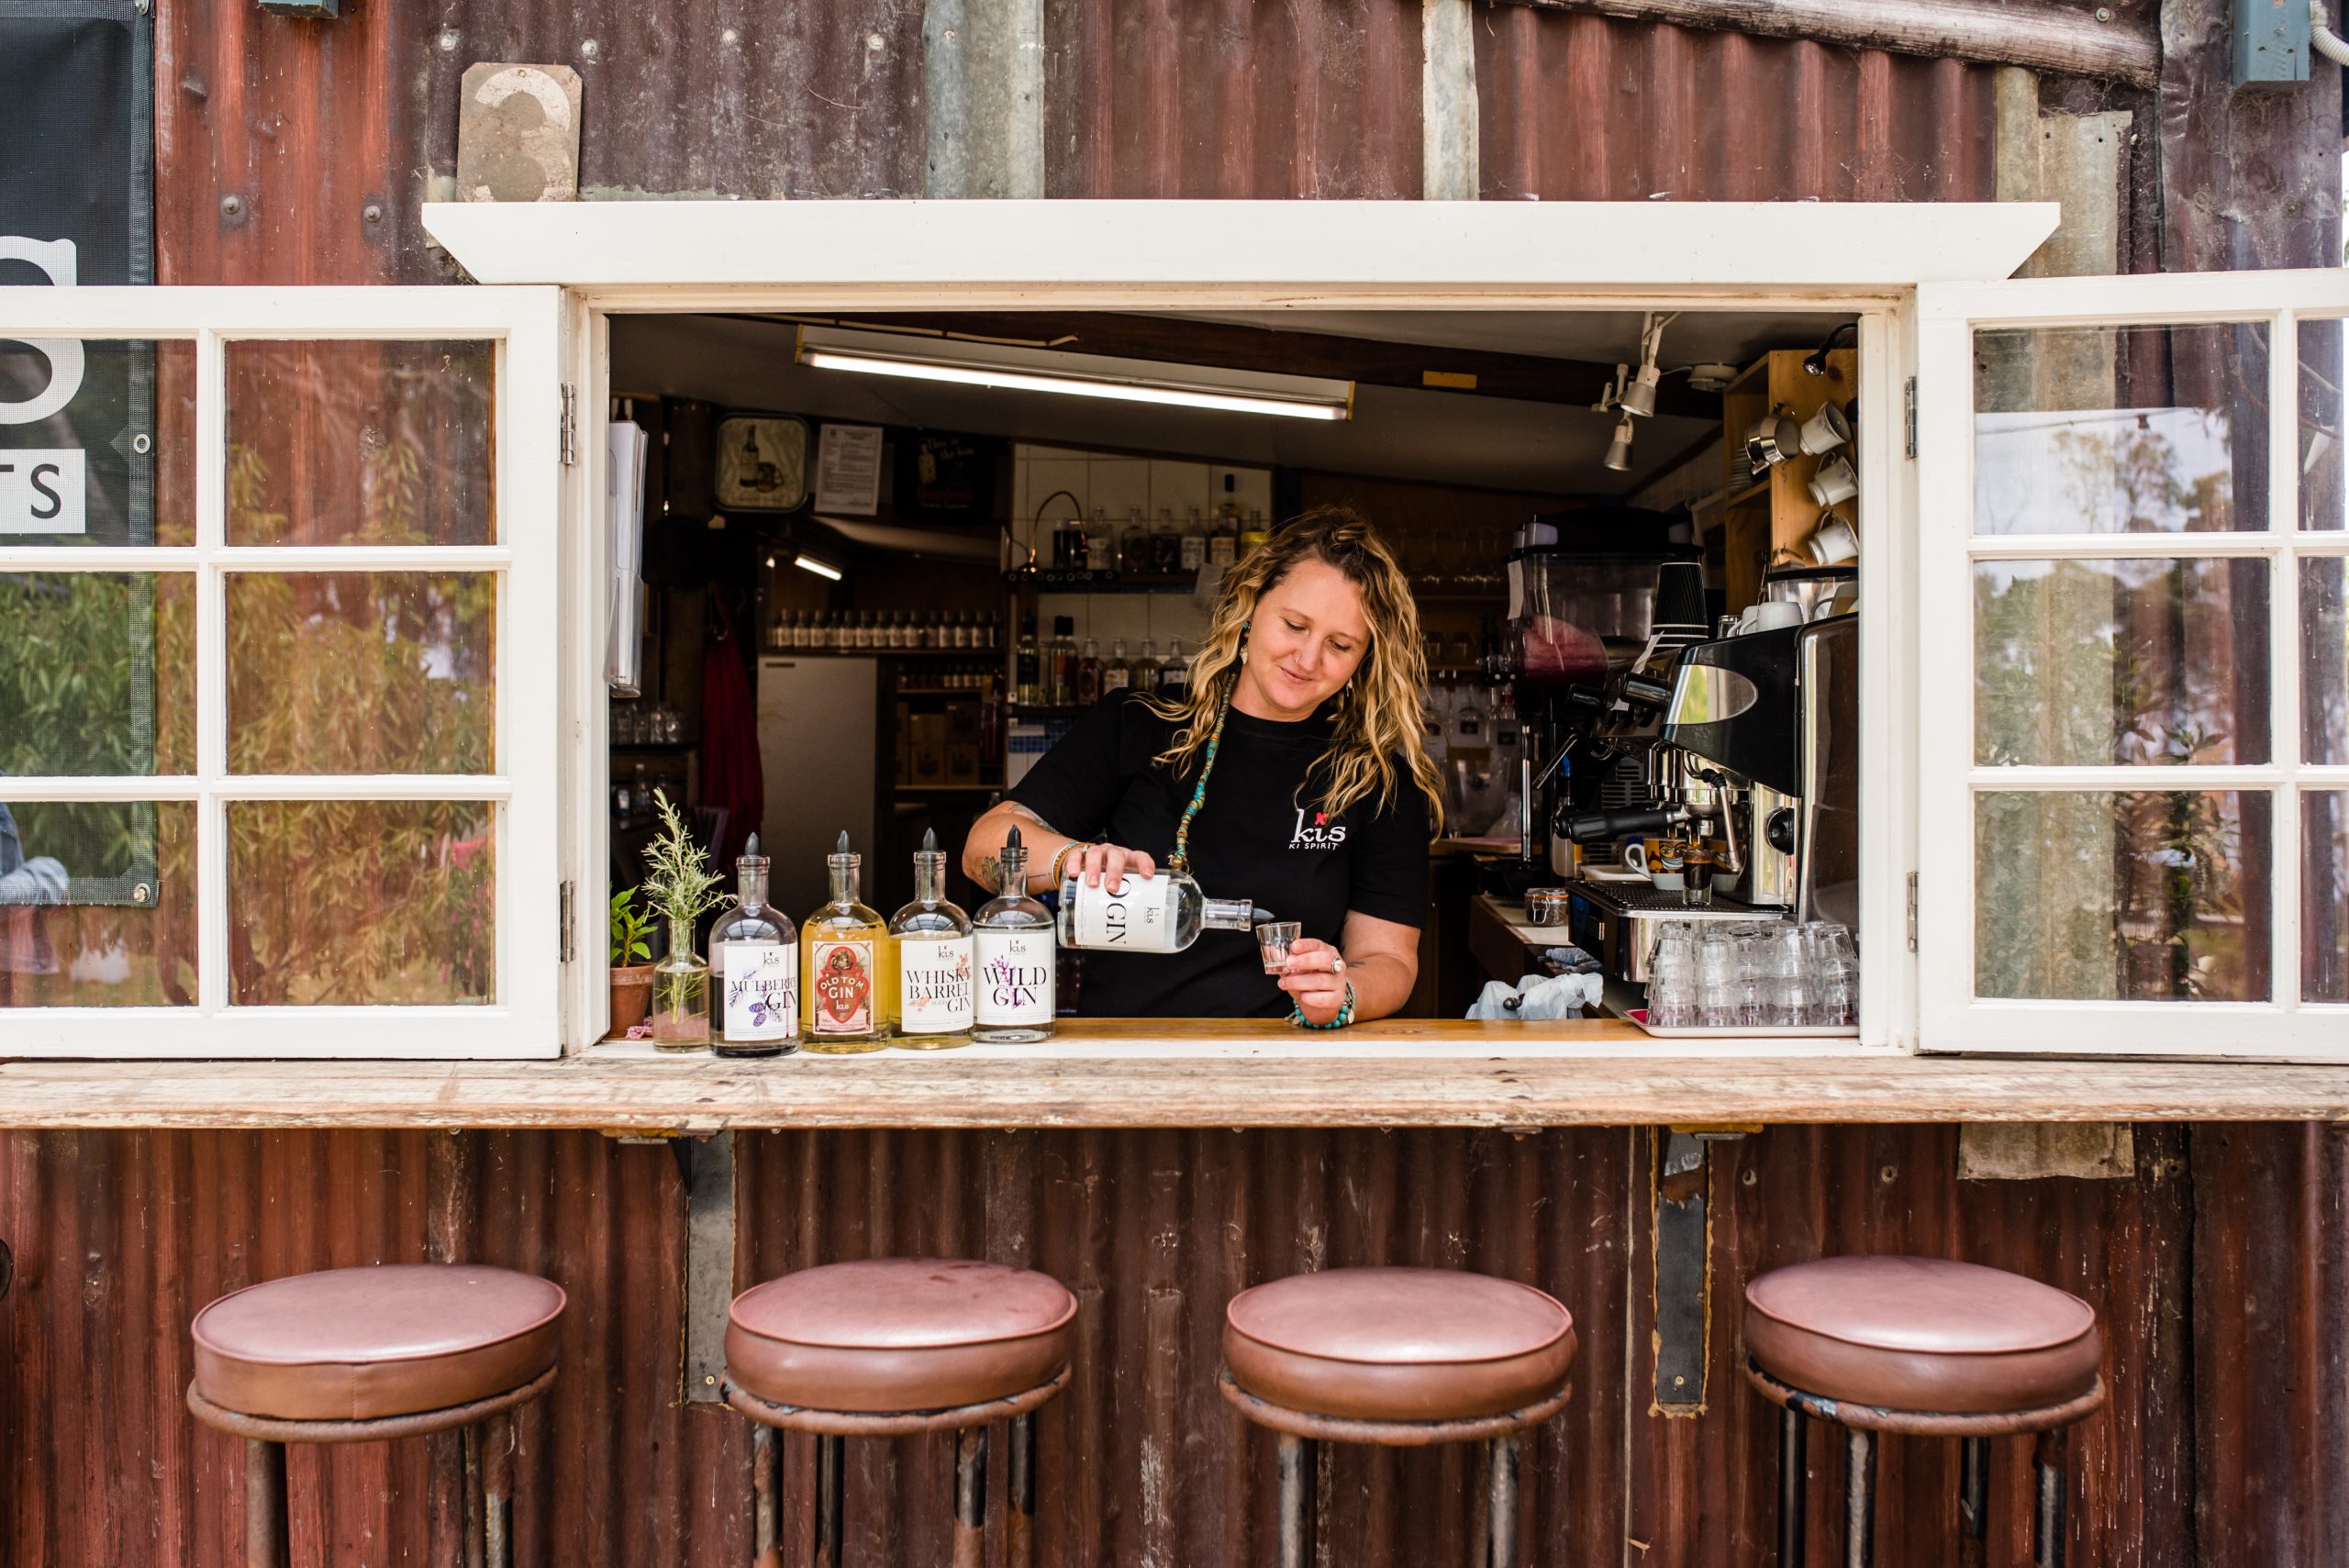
[1149,506,1445,832]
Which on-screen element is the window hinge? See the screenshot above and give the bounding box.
[560,384,577,467]
[1903,377,1918,459]
[560,879,575,963]
[1906,872,1920,952]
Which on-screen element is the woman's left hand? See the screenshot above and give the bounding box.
[1277,937,1351,1024]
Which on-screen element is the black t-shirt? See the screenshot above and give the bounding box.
[1009,692,1430,1018]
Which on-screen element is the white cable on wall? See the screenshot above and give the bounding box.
[2314,0,2349,66]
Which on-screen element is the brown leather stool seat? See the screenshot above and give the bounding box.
[191,1263,566,1422]
[727,1258,1077,1414]
[1223,1266,1575,1424]
[1744,1255,2101,1415]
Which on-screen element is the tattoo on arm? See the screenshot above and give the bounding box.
[1003,802,1061,837]
[973,853,1002,889]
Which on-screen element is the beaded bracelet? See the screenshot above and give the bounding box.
[1047,840,1083,889]
[1292,981,1357,1030]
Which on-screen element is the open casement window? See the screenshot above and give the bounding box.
[1916,270,2349,1057]
[1,287,568,1057]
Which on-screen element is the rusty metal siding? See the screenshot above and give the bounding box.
[6,1122,2342,1564]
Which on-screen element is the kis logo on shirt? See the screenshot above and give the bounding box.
[1289,808,1348,851]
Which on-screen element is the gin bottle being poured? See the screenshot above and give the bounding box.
[1057,862,1270,954]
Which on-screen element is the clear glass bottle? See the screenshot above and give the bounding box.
[1102,638,1132,695]
[974,825,1055,1042]
[800,830,894,1051]
[1135,638,1162,695]
[1047,616,1078,706]
[1208,505,1240,567]
[1151,508,1182,574]
[1240,509,1272,561]
[651,914,711,1051]
[1085,507,1115,573]
[1160,638,1191,701]
[891,828,975,1048]
[1014,612,1041,705]
[711,833,797,1057]
[1057,868,1269,954]
[1074,639,1102,706]
[1120,506,1152,575]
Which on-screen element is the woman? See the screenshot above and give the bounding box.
[963,506,1444,1025]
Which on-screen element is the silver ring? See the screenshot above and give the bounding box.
[1330,953,1346,974]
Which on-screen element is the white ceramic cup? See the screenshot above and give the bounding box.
[1621,840,1651,874]
[1807,454,1859,507]
[1807,510,1859,565]
[1797,402,1852,456]
[1739,600,1805,634]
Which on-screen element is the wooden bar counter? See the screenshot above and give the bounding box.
[3,1018,2344,1129]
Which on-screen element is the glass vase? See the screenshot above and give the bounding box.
[651,916,711,1051]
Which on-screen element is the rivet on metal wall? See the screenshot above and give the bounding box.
[580,38,601,61]
[1878,1163,1898,1184]
[867,32,884,50]
[1741,1167,1757,1187]
[219,194,244,219]
[721,27,739,44]
[363,203,384,224]
[2094,6,2111,18]
[131,433,150,455]
[438,28,461,52]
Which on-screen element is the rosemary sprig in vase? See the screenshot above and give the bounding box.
[641,789,727,1050]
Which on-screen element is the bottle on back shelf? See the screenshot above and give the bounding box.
[800,830,894,1051]
[892,828,974,1048]
[1074,639,1103,706]
[1240,509,1271,560]
[1159,638,1191,700]
[1151,508,1182,575]
[1102,638,1131,695]
[1180,510,1208,573]
[974,825,1055,1042]
[1014,612,1041,705]
[1121,506,1152,575]
[1047,616,1078,705]
[1086,508,1115,573]
[711,833,797,1057]
[1136,638,1162,694]
[1058,865,1271,954]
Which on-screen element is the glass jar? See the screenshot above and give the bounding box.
[651,914,711,1050]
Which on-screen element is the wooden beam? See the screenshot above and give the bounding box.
[751,310,1724,420]
[1498,0,2161,89]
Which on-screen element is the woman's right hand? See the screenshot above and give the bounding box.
[1064,841,1157,893]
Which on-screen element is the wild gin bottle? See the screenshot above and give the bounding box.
[1057,868,1268,953]
[973,826,1054,1042]
[891,828,975,1048]
[800,830,894,1051]
[711,833,797,1057]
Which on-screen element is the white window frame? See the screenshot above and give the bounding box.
[1,286,570,1058]
[1916,269,2349,1058]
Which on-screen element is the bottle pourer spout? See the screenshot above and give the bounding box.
[836,829,851,855]
[921,827,938,853]
[1006,825,1023,852]
[743,831,761,860]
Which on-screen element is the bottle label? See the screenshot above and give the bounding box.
[974,930,1055,1025]
[1072,874,1180,952]
[1180,536,1206,571]
[720,940,797,1040]
[810,939,875,1032]
[899,936,975,1034]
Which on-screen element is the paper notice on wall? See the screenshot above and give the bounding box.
[814,422,883,515]
[605,419,649,694]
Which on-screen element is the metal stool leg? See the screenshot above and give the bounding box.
[482,1412,516,1568]
[1007,1412,1038,1568]
[245,1439,291,1568]
[1483,1434,1520,1568]
[952,1426,988,1568]
[1958,1435,1989,1568]
[1842,1428,1876,1568]
[1778,1405,1809,1568]
[751,1426,783,1568]
[813,1432,845,1568]
[1277,1433,1315,1568]
[2033,1429,2068,1568]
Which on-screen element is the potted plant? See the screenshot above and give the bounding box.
[640,788,727,1050]
[607,885,658,1040]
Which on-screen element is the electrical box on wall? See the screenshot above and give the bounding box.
[2234,0,2311,84]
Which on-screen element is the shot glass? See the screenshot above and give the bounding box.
[1257,921,1303,975]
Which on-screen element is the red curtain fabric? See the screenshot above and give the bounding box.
[698,602,763,868]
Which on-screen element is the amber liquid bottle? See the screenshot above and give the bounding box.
[800,830,895,1051]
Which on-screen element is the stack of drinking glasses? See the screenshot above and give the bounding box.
[1642,918,1859,1031]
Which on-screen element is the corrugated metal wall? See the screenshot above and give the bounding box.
[13,0,2331,1562]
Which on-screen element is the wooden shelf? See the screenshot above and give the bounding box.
[895,784,1001,795]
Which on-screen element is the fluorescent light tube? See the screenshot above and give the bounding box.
[796,326,1353,422]
[794,554,843,581]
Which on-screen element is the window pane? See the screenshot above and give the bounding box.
[2309,559,2348,765]
[2309,793,2349,1004]
[1974,323,2268,534]
[228,573,495,774]
[0,800,195,1006]
[1975,790,2269,1001]
[0,339,195,546]
[1974,557,2269,766]
[228,800,494,1005]
[225,340,495,546]
[0,573,196,776]
[2300,317,2342,531]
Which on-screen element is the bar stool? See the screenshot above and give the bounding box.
[723,1258,1077,1568]
[187,1263,566,1568]
[1743,1255,2105,1568]
[1219,1265,1576,1568]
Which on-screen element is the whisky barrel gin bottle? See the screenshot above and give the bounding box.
[800,830,894,1051]
[711,834,797,1057]
[891,829,975,1049]
[973,826,1054,1042]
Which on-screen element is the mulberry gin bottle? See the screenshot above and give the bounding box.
[891,828,975,1048]
[711,834,797,1057]
[800,830,893,1051]
[973,826,1055,1042]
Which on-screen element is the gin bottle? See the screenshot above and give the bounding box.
[711,834,797,1058]
[1057,868,1269,954]
[800,829,894,1051]
[891,828,975,1048]
[974,826,1055,1042]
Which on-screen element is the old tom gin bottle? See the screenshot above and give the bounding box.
[891,828,975,1049]
[974,826,1054,1042]
[711,834,797,1058]
[1056,867,1267,953]
[800,830,893,1051]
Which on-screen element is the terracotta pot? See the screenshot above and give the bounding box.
[607,964,656,1040]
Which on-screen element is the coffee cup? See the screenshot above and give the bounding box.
[1738,600,1805,634]
[1807,454,1859,508]
[1806,509,1859,565]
